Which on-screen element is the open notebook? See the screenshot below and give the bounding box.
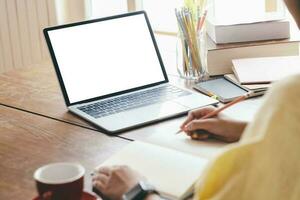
[232,56,300,84]
[97,126,227,199]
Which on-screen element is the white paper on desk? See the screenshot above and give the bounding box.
[222,97,264,122]
[98,141,209,199]
[141,123,227,159]
[232,56,300,84]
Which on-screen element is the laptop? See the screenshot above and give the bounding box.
[44,11,218,133]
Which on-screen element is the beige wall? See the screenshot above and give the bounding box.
[0,0,58,73]
[55,0,87,24]
[0,0,89,73]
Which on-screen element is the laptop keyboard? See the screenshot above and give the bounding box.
[77,85,190,118]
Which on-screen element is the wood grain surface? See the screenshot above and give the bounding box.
[0,105,129,200]
[0,62,194,140]
[0,62,96,128]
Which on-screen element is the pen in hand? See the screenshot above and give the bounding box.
[176,93,251,135]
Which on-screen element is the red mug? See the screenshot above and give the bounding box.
[34,163,85,200]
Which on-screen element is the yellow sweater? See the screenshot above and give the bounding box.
[195,75,300,200]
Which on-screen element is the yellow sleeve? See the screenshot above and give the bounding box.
[194,75,300,200]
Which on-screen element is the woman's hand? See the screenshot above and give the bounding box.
[180,106,247,142]
[92,165,146,200]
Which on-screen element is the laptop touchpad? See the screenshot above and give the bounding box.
[96,101,188,131]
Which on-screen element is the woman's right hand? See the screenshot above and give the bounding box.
[180,106,247,142]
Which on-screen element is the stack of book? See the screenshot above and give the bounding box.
[206,17,290,44]
[224,73,270,95]
[205,14,300,76]
[224,56,300,95]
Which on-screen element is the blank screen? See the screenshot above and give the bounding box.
[47,14,165,104]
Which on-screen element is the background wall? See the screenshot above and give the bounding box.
[0,0,88,73]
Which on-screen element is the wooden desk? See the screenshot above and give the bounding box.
[0,62,263,141]
[0,62,94,129]
[0,105,129,200]
[0,62,196,140]
[0,34,263,199]
[0,62,262,200]
[0,34,179,138]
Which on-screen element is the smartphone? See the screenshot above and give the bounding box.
[193,77,250,103]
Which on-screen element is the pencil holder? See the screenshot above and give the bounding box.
[176,30,209,81]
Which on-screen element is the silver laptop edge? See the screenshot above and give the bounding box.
[44,11,218,133]
[69,83,217,133]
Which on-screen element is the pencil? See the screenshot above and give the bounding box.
[198,9,207,32]
[176,93,251,134]
[176,8,202,74]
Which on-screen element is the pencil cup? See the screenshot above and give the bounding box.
[176,30,209,81]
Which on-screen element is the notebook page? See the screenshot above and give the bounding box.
[142,126,227,159]
[97,141,209,199]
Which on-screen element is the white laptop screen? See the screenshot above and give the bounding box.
[46,13,166,104]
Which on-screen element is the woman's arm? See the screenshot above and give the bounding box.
[180,106,247,142]
[93,165,162,200]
